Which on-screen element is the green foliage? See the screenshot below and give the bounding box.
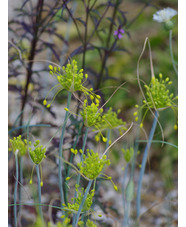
[9,135,27,156]
[77,149,110,180]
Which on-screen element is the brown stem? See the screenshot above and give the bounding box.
[19,0,44,130]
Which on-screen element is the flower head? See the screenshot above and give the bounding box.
[114,28,125,39]
[153,8,177,30]
[43,60,93,108]
[134,73,178,128]
[153,8,177,23]
[28,140,46,186]
[80,99,103,128]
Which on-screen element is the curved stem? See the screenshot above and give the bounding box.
[73,180,93,227]
[14,151,19,227]
[36,164,43,219]
[169,30,178,76]
[136,111,158,218]
[58,92,72,208]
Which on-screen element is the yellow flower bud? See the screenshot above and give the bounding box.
[114,185,118,191]
[102,137,107,142]
[43,99,47,106]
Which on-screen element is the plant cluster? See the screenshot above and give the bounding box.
[8,1,178,226]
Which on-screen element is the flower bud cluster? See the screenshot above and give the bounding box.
[63,184,95,212]
[144,74,176,109]
[122,147,134,163]
[80,99,103,128]
[43,60,94,108]
[49,60,84,92]
[134,73,177,128]
[9,135,27,156]
[77,149,110,180]
[94,107,127,142]
[28,140,46,165]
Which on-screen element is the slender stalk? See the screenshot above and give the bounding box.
[136,111,159,218]
[36,164,43,219]
[75,127,89,187]
[122,164,129,226]
[126,3,148,29]
[19,157,23,211]
[58,92,72,207]
[73,180,93,227]
[123,201,131,227]
[60,1,78,66]
[105,128,111,150]
[9,124,51,135]
[169,30,178,76]
[14,151,19,227]
[82,1,90,70]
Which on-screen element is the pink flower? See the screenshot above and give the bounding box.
[114,28,125,39]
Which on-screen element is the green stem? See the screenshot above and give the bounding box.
[136,111,158,218]
[106,128,111,150]
[76,127,89,187]
[14,151,19,227]
[19,157,23,211]
[123,201,131,227]
[169,30,178,76]
[72,127,89,225]
[64,123,83,205]
[122,164,128,227]
[36,165,43,219]
[58,92,72,208]
[73,180,93,227]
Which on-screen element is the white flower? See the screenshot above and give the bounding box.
[153,7,177,23]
